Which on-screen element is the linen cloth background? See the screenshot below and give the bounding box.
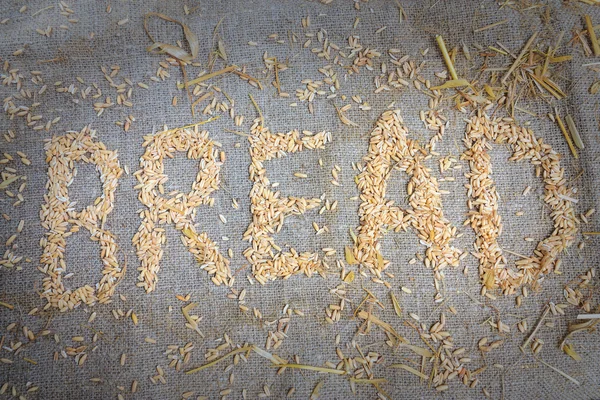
[0,0,599,399]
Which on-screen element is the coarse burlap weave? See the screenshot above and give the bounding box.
[1,0,599,399]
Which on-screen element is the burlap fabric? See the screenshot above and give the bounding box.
[1,0,599,399]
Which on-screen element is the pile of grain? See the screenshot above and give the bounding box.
[462,111,579,296]
[132,126,230,292]
[353,110,460,296]
[40,126,123,311]
[425,313,477,392]
[242,118,332,283]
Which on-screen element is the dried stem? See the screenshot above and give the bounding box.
[249,93,264,126]
[177,65,237,89]
[536,358,580,385]
[436,35,458,80]
[555,112,578,159]
[185,346,252,374]
[502,32,538,84]
[585,15,600,56]
[474,19,508,33]
[520,306,549,353]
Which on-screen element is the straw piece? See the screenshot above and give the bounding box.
[502,32,538,84]
[177,65,237,89]
[430,78,470,90]
[435,35,458,80]
[185,346,251,374]
[389,363,429,379]
[276,364,346,375]
[565,115,584,150]
[474,19,508,33]
[555,113,578,159]
[585,15,600,56]
[537,358,580,385]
